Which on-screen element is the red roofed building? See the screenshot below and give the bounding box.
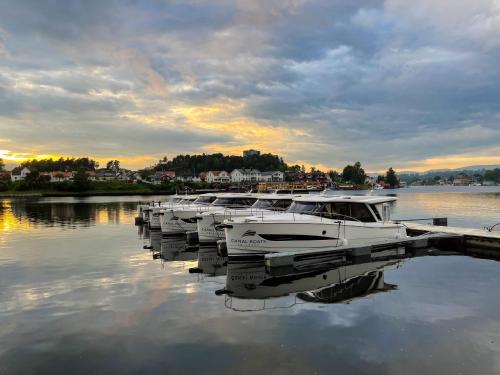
[206,170,230,183]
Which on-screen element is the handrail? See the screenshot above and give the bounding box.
[287,210,364,223]
[486,223,500,232]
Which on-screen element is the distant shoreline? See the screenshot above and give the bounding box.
[0,190,178,198]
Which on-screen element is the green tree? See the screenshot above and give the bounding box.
[484,168,500,183]
[328,170,341,182]
[385,167,399,188]
[106,160,121,171]
[72,168,91,191]
[21,157,98,172]
[342,161,366,185]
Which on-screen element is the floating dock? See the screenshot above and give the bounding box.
[404,222,500,256]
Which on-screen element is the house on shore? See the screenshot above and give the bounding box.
[260,171,284,182]
[49,171,73,182]
[11,167,31,182]
[153,171,176,184]
[96,169,117,181]
[86,171,98,181]
[230,169,261,183]
[453,173,475,186]
[0,171,11,181]
[206,170,230,183]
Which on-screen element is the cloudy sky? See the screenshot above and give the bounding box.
[1,0,500,172]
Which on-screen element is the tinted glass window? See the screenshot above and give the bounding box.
[273,199,292,210]
[212,198,257,207]
[253,199,293,210]
[314,202,375,222]
[194,196,216,205]
[288,201,322,214]
[349,203,376,222]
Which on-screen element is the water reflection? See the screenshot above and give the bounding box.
[160,238,198,262]
[1,198,138,231]
[196,246,228,276]
[220,251,406,311]
[2,193,500,374]
[143,229,199,263]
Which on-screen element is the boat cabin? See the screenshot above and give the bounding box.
[288,196,397,223]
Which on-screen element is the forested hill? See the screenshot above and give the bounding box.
[20,158,98,172]
[154,153,289,175]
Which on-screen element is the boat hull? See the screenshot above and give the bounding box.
[225,221,407,254]
[160,210,199,235]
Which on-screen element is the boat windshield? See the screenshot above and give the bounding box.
[170,197,183,203]
[194,196,216,205]
[252,199,293,211]
[287,201,323,214]
[212,197,257,208]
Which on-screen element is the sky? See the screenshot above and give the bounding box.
[1,0,500,173]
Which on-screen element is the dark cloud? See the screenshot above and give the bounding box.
[0,0,499,169]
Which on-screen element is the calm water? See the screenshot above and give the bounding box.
[1,187,500,374]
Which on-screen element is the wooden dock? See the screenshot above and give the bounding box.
[404,222,500,254]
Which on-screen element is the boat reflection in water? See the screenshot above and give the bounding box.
[144,228,198,262]
[160,237,198,262]
[194,246,227,276]
[218,249,404,311]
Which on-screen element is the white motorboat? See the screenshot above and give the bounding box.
[158,193,218,234]
[196,194,297,245]
[223,195,408,254]
[138,195,188,223]
[148,195,199,229]
[160,193,258,235]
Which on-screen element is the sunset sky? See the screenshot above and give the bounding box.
[1,0,500,172]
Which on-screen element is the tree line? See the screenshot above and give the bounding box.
[484,168,500,183]
[151,153,288,175]
[19,157,99,172]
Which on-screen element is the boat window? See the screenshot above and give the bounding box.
[369,204,382,221]
[252,199,274,209]
[288,201,323,214]
[315,202,376,222]
[194,196,216,205]
[273,199,292,210]
[253,199,293,210]
[212,197,257,207]
[349,203,376,222]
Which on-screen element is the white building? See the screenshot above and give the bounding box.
[175,176,202,183]
[11,167,31,182]
[206,170,230,183]
[260,171,284,182]
[230,169,261,183]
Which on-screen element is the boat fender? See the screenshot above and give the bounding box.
[215,289,233,296]
[341,238,348,246]
[188,267,203,274]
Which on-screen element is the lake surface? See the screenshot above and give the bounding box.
[1,187,500,374]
